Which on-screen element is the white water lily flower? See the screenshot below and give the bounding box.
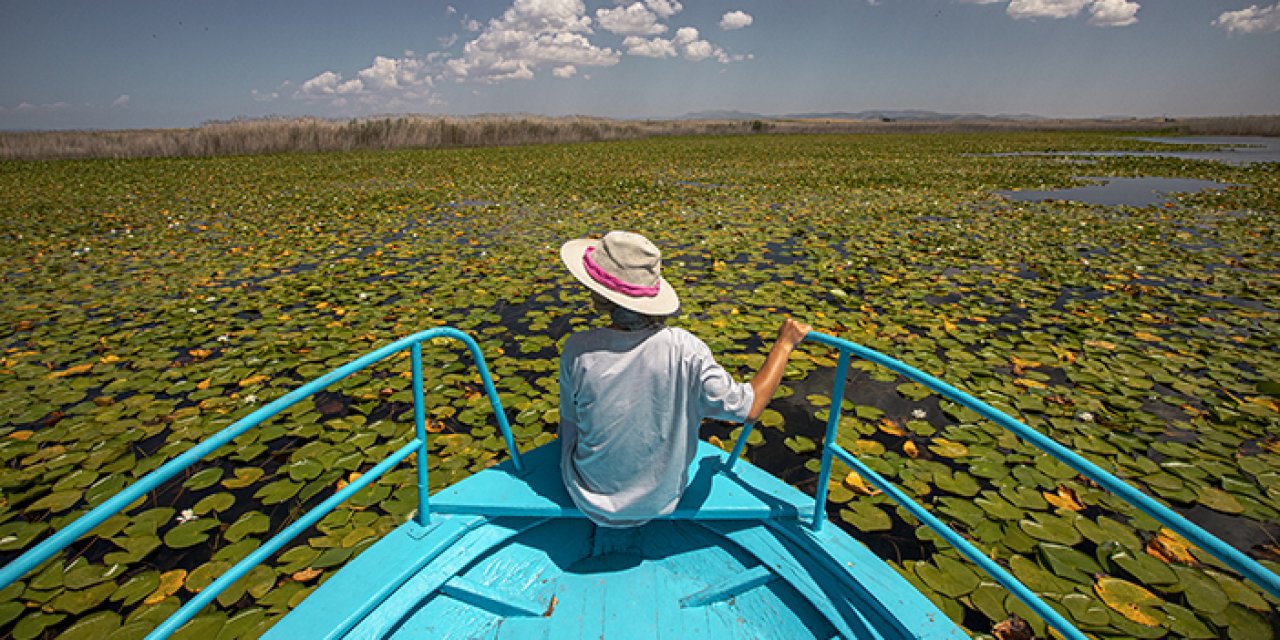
[911,409,927,420]
[217,334,230,343]
[1078,411,1094,422]
[243,394,258,405]
[188,308,199,314]
[358,292,368,301]
[176,508,197,524]
[205,296,217,302]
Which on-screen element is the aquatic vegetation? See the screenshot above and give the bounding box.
[0,132,1277,638]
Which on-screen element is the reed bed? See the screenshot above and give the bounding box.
[1,114,1275,160]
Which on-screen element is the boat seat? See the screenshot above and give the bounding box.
[431,440,816,521]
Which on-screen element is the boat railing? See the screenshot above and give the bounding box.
[0,326,521,640]
[725,330,1280,640]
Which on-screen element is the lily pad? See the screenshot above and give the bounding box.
[1170,565,1229,615]
[183,467,224,491]
[838,501,892,532]
[225,511,271,543]
[164,518,220,549]
[56,610,122,640]
[1094,576,1163,627]
[915,554,980,598]
[784,435,817,454]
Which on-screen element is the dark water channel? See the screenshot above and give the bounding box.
[988,136,1280,167]
[998,176,1237,208]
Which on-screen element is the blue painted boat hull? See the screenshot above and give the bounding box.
[267,442,967,639]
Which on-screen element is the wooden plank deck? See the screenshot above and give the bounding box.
[265,442,966,639]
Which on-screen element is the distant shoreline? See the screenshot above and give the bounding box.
[1,114,1276,161]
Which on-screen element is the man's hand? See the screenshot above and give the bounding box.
[777,317,812,351]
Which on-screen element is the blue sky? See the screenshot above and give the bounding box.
[1,0,1277,130]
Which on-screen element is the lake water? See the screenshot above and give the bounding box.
[988,135,1280,167]
[1135,136,1280,165]
[997,176,1237,207]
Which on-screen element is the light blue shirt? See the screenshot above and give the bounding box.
[558,326,755,527]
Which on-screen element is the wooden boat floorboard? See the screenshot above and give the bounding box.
[267,442,966,640]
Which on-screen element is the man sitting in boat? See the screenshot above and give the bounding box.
[558,231,810,527]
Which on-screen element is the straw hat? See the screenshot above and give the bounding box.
[560,231,680,316]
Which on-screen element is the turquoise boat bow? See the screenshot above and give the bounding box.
[1,327,1276,638]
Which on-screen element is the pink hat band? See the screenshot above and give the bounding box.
[583,246,661,298]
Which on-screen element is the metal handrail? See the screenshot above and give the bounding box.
[727,331,1280,640]
[0,327,521,639]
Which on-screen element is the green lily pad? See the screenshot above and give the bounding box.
[854,404,884,420]
[65,560,126,589]
[1171,565,1229,615]
[105,534,161,565]
[967,581,1009,624]
[1076,515,1142,550]
[1037,542,1101,584]
[111,571,161,607]
[974,492,1024,521]
[183,467,224,491]
[1007,554,1074,595]
[927,438,968,458]
[225,511,271,542]
[1207,570,1270,612]
[915,554,980,598]
[1094,576,1163,627]
[171,612,228,640]
[933,470,980,497]
[220,466,265,489]
[254,478,302,504]
[185,559,233,594]
[1221,603,1270,640]
[1196,486,1244,514]
[1019,512,1083,546]
[49,581,116,614]
[12,610,66,640]
[164,518,220,549]
[1102,541,1178,586]
[896,383,931,401]
[56,610,122,640]
[26,489,83,513]
[784,436,817,454]
[193,492,235,515]
[1159,602,1217,639]
[758,409,785,429]
[838,501,891,532]
[0,602,24,628]
[1061,592,1112,629]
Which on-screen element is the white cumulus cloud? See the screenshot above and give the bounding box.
[1006,0,1090,20]
[299,70,360,95]
[1087,0,1139,26]
[295,55,436,111]
[1214,3,1280,34]
[110,94,130,108]
[356,56,429,91]
[597,2,666,36]
[978,0,1139,26]
[644,0,683,18]
[552,64,578,77]
[719,11,753,30]
[667,26,747,63]
[623,35,678,58]
[446,0,620,83]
